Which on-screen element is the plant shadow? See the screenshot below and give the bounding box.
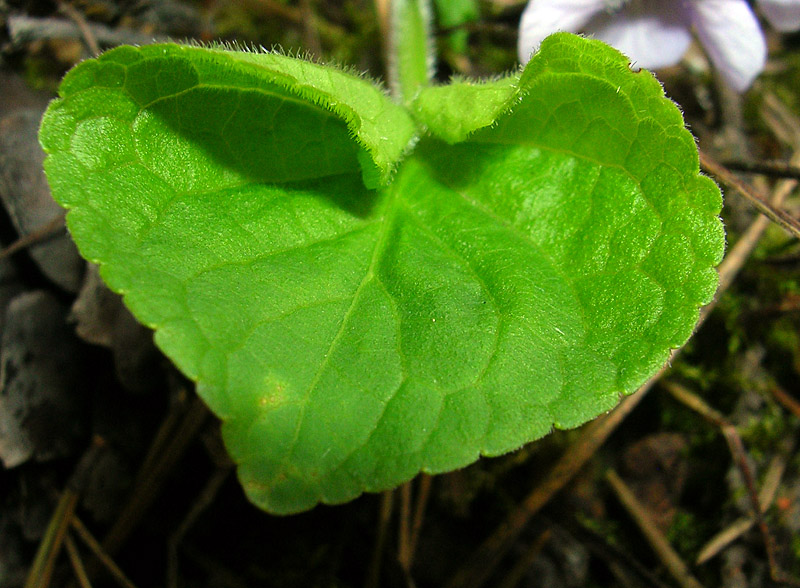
[143,85,380,219]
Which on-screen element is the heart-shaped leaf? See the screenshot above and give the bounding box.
[40,34,724,514]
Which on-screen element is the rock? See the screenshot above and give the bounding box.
[71,263,121,348]
[0,258,24,334]
[0,291,87,468]
[71,264,162,394]
[0,108,84,293]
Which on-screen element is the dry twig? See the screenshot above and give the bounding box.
[101,393,208,556]
[699,150,800,241]
[70,517,138,588]
[24,437,106,588]
[64,534,93,588]
[167,467,233,588]
[771,385,800,419]
[24,489,79,588]
[606,469,705,588]
[57,0,101,56]
[366,491,395,588]
[398,474,432,576]
[663,381,800,586]
[720,160,800,181]
[695,438,793,564]
[0,215,65,262]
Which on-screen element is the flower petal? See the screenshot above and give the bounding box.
[687,0,766,91]
[585,1,693,70]
[758,0,800,32]
[518,0,606,63]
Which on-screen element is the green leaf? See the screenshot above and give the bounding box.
[40,34,724,514]
[43,44,416,187]
[411,74,520,142]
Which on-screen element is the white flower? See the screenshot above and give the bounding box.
[518,0,800,91]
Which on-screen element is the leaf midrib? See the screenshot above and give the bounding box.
[279,184,402,477]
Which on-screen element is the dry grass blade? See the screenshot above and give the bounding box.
[101,393,208,556]
[664,381,800,586]
[398,474,432,576]
[700,150,800,241]
[696,437,793,564]
[167,467,232,588]
[64,534,93,588]
[771,385,800,419]
[366,491,394,588]
[720,160,800,180]
[71,517,139,588]
[0,215,65,261]
[398,481,413,572]
[606,469,705,588]
[408,474,432,565]
[56,0,100,56]
[24,437,106,588]
[23,490,79,588]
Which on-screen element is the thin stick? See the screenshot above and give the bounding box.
[24,437,105,588]
[57,0,101,56]
[398,482,413,572]
[606,469,705,588]
[699,150,800,241]
[408,474,432,563]
[167,467,232,588]
[664,381,800,586]
[71,517,139,588]
[24,489,79,588]
[716,155,798,295]
[720,160,800,180]
[696,439,792,564]
[366,491,394,588]
[133,389,191,484]
[64,534,93,588]
[101,394,208,556]
[770,385,800,419]
[0,215,65,261]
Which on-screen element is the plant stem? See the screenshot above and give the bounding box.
[387,0,436,103]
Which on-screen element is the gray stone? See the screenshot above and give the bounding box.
[0,109,84,293]
[0,291,86,467]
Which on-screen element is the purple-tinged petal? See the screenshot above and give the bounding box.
[687,0,766,91]
[585,0,693,70]
[518,0,606,63]
[758,0,800,32]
